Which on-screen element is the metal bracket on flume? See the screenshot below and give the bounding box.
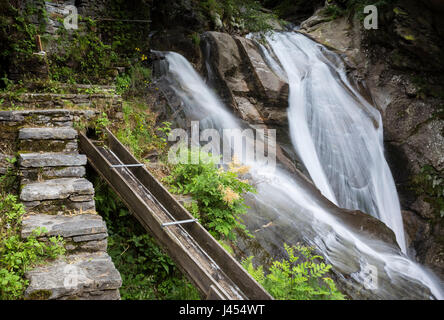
[161,219,198,228]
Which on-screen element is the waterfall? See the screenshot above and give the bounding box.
[159,45,443,299]
[265,32,407,253]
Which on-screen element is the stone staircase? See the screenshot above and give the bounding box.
[16,113,122,300]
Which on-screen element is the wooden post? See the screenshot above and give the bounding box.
[35,35,43,52]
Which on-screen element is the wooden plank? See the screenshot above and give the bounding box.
[79,132,233,300]
[104,128,273,300]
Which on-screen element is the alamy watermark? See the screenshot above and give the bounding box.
[364,5,378,30]
[63,5,78,30]
[167,121,276,169]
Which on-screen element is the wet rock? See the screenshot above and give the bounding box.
[235,36,289,108]
[204,31,250,96]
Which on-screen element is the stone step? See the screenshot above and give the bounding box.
[0,109,99,128]
[19,140,78,153]
[19,152,87,168]
[19,127,78,140]
[20,178,95,214]
[20,166,86,184]
[0,92,122,110]
[18,128,78,153]
[22,213,108,253]
[24,252,122,300]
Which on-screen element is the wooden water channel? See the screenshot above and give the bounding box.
[79,128,272,300]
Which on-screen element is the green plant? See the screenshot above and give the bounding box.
[164,150,255,240]
[114,100,169,159]
[115,64,152,97]
[322,4,345,20]
[242,244,345,300]
[49,16,118,84]
[115,72,131,95]
[200,0,279,33]
[0,194,65,300]
[95,112,111,138]
[189,32,201,48]
[92,175,200,300]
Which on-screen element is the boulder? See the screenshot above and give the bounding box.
[235,36,289,108]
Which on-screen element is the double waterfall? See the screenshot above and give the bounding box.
[158,31,443,299]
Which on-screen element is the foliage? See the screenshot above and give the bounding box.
[115,61,152,96]
[114,100,171,159]
[0,1,47,87]
[49,17,118,84]
[97,0,151,63]
[95,112,111,139]
[0,194,65,300]
[242,244,346,300]
[321,0,396,20]
[199,0,279,33]
[411,165,444,219]
[164,150,255,240]
[92,175,200,300]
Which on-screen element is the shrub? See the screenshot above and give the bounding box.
[242,244,346,300]
[114,100,171,159]
[200,0,279,33]
[0,194,65,300]
[164,150,255,240]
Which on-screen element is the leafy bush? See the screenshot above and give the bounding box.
[242,244,345,300]
[200,0,279,33]
[93,176,200,300]
[115,62,152,96]
[49,17,118,84]
[164,150,255,240]
[115,100,171,159]
[0,194,65,300]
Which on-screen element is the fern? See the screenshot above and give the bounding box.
[242,244,346,300]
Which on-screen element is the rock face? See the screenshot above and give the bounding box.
[299,2,444,278]
[202,31,289,126]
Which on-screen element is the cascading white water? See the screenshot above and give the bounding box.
[160,46,443,299]
[265,32,407,253]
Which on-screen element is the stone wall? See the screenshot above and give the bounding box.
[0,108,122,299]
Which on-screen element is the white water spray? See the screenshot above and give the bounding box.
[265,32,406,253]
